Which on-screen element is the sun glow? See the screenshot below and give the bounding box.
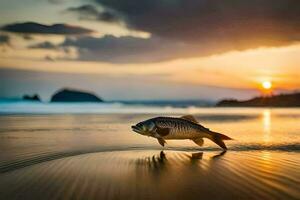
[262,81,272,90]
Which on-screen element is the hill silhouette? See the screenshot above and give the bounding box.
[216,92,300,107]
[51,88,103,102]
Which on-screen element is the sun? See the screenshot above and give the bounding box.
[262,81,272,90]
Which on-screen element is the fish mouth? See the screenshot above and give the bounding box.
[131,125,143,134]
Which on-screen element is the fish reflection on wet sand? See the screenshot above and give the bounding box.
[0,150,299,200]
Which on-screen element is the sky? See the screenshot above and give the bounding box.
[0,0,299,101]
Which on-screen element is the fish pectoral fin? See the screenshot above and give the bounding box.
[192,138,204,147]
[181,115,198,124]
[156,127,170,136]
[157,138,166,147]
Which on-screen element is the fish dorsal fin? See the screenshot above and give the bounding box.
[181,115,198,123]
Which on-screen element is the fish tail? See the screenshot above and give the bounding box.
[209,131,232,150]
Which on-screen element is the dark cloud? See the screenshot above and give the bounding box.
[59,35,190,63]
[29,41,58,49]
[23,35,33,40]
[1,22,93,35]
[67,5,99,18]
[0,34,10,45]
[98,11,119,22]
[29,34,197,63]
[48,0,67,4]
[30,31,295,63]
[94,0,300,49]
[21,1,300,63]
[65,4,120,23]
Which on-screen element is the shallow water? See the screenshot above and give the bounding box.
[0,108,300,199]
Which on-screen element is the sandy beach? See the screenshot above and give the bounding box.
[0,150,299,200]
[0,109,300,200]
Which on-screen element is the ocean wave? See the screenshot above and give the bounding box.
[2,101,299,114]
[0,101,189,114]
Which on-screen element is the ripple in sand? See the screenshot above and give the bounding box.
[0,150,299,200]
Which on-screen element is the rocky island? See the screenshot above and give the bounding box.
[50,88,103,102]
[216,92,300,107]
[23,94,41,102]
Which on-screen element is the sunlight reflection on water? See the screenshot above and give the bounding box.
[263,109,271,143]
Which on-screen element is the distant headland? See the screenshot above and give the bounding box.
[50,88,103,102]
[23,94,41,102]
[216,92,300,107]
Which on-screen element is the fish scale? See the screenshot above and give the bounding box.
[155,117,201,139]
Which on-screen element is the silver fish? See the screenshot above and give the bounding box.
[131,115,232,150]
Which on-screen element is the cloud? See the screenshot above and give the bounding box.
[29,33,296,64]
[0,34,10,45]
[59,35,191,63]
[28,41,58,49]
[64,4,120,23]
[30,34,198,63]
[18,1,300,63]
[1,22,93,35]
[48,0,67,4]
[94,0,300,50]
[23,35,33,40]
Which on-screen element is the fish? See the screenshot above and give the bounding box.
[131,115,232,150]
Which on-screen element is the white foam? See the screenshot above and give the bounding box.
[0,101,190,114]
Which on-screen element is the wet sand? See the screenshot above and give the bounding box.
[0,150,299,200]
[0,110,300,199]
